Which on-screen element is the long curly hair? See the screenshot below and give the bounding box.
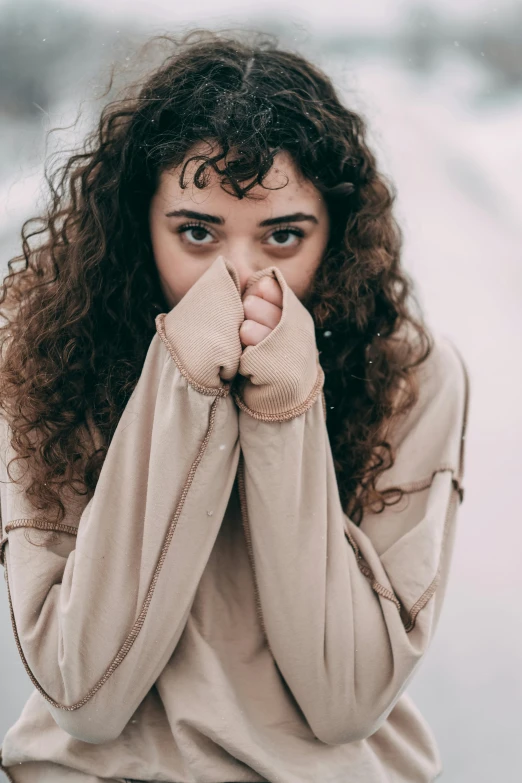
[0,29,432,527]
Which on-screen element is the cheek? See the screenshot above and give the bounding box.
[149,226,206,304]
[149,221,172,273]
[286,243,324,299]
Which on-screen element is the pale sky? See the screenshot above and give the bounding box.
[6,0,516,34]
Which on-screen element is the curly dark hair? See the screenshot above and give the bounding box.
[0,29,432,528]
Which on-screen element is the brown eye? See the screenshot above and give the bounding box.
[266,227,305,248]
[177,223,215,245]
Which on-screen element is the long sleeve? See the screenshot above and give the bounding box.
[0,255,244,745]
[232,265,470,747]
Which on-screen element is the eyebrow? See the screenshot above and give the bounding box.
[164,209,319,227]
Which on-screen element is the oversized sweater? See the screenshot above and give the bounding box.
[0,254,470,783]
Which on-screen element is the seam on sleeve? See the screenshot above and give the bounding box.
[155,312,231,398]
[1,395,222,713]
[232,363,325,422]
[344,468,460,633]
[343,524,403,614]
[0,518,79,566]
[377,466,450,497]
[402,480,460,631]
[4,518,79,537]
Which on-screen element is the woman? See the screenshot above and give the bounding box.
[0,30,470,783]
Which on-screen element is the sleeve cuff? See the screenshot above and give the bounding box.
[156,255,245,391]
[232,266,324,420]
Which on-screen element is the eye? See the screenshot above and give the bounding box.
[176,222,305,249]
[177,222,215,245]
[266,227,305,248]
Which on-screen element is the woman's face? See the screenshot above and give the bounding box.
[148,142,330,308]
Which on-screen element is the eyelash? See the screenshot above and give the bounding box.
[176,221,305,247]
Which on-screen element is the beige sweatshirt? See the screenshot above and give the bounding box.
[0,254,470,783]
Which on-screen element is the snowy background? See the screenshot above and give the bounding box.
[1,1,521,781]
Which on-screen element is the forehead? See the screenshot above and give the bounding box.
[154,144,323,216]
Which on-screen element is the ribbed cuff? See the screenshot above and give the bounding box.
[232,266,324,420]
[156,255,245,391]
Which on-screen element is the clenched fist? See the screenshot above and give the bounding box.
[239,275,283,348]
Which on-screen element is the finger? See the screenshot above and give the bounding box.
[239,319,272,347]
[243,294,281,330]
[244,276,283,308]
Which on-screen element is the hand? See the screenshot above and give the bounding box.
[239,276,283,348]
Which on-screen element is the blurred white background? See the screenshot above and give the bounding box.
[1,1,521,781]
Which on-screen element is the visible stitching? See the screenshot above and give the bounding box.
[4,519,78,537]
[344,469,460,633]
[346,342,470,631]
[401,481,459,631]
[155,312,231,398]
[398,346,470,627]
[2,396,222,712]
[0,519,78,566]
[236,451,459,640]
[377,464,464,501]
[232,364,325,422]
[343,524,403,616]
[377,340,469,506]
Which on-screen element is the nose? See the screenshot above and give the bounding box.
[219,253,265,298]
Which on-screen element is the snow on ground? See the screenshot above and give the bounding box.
[1,52,521,782]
